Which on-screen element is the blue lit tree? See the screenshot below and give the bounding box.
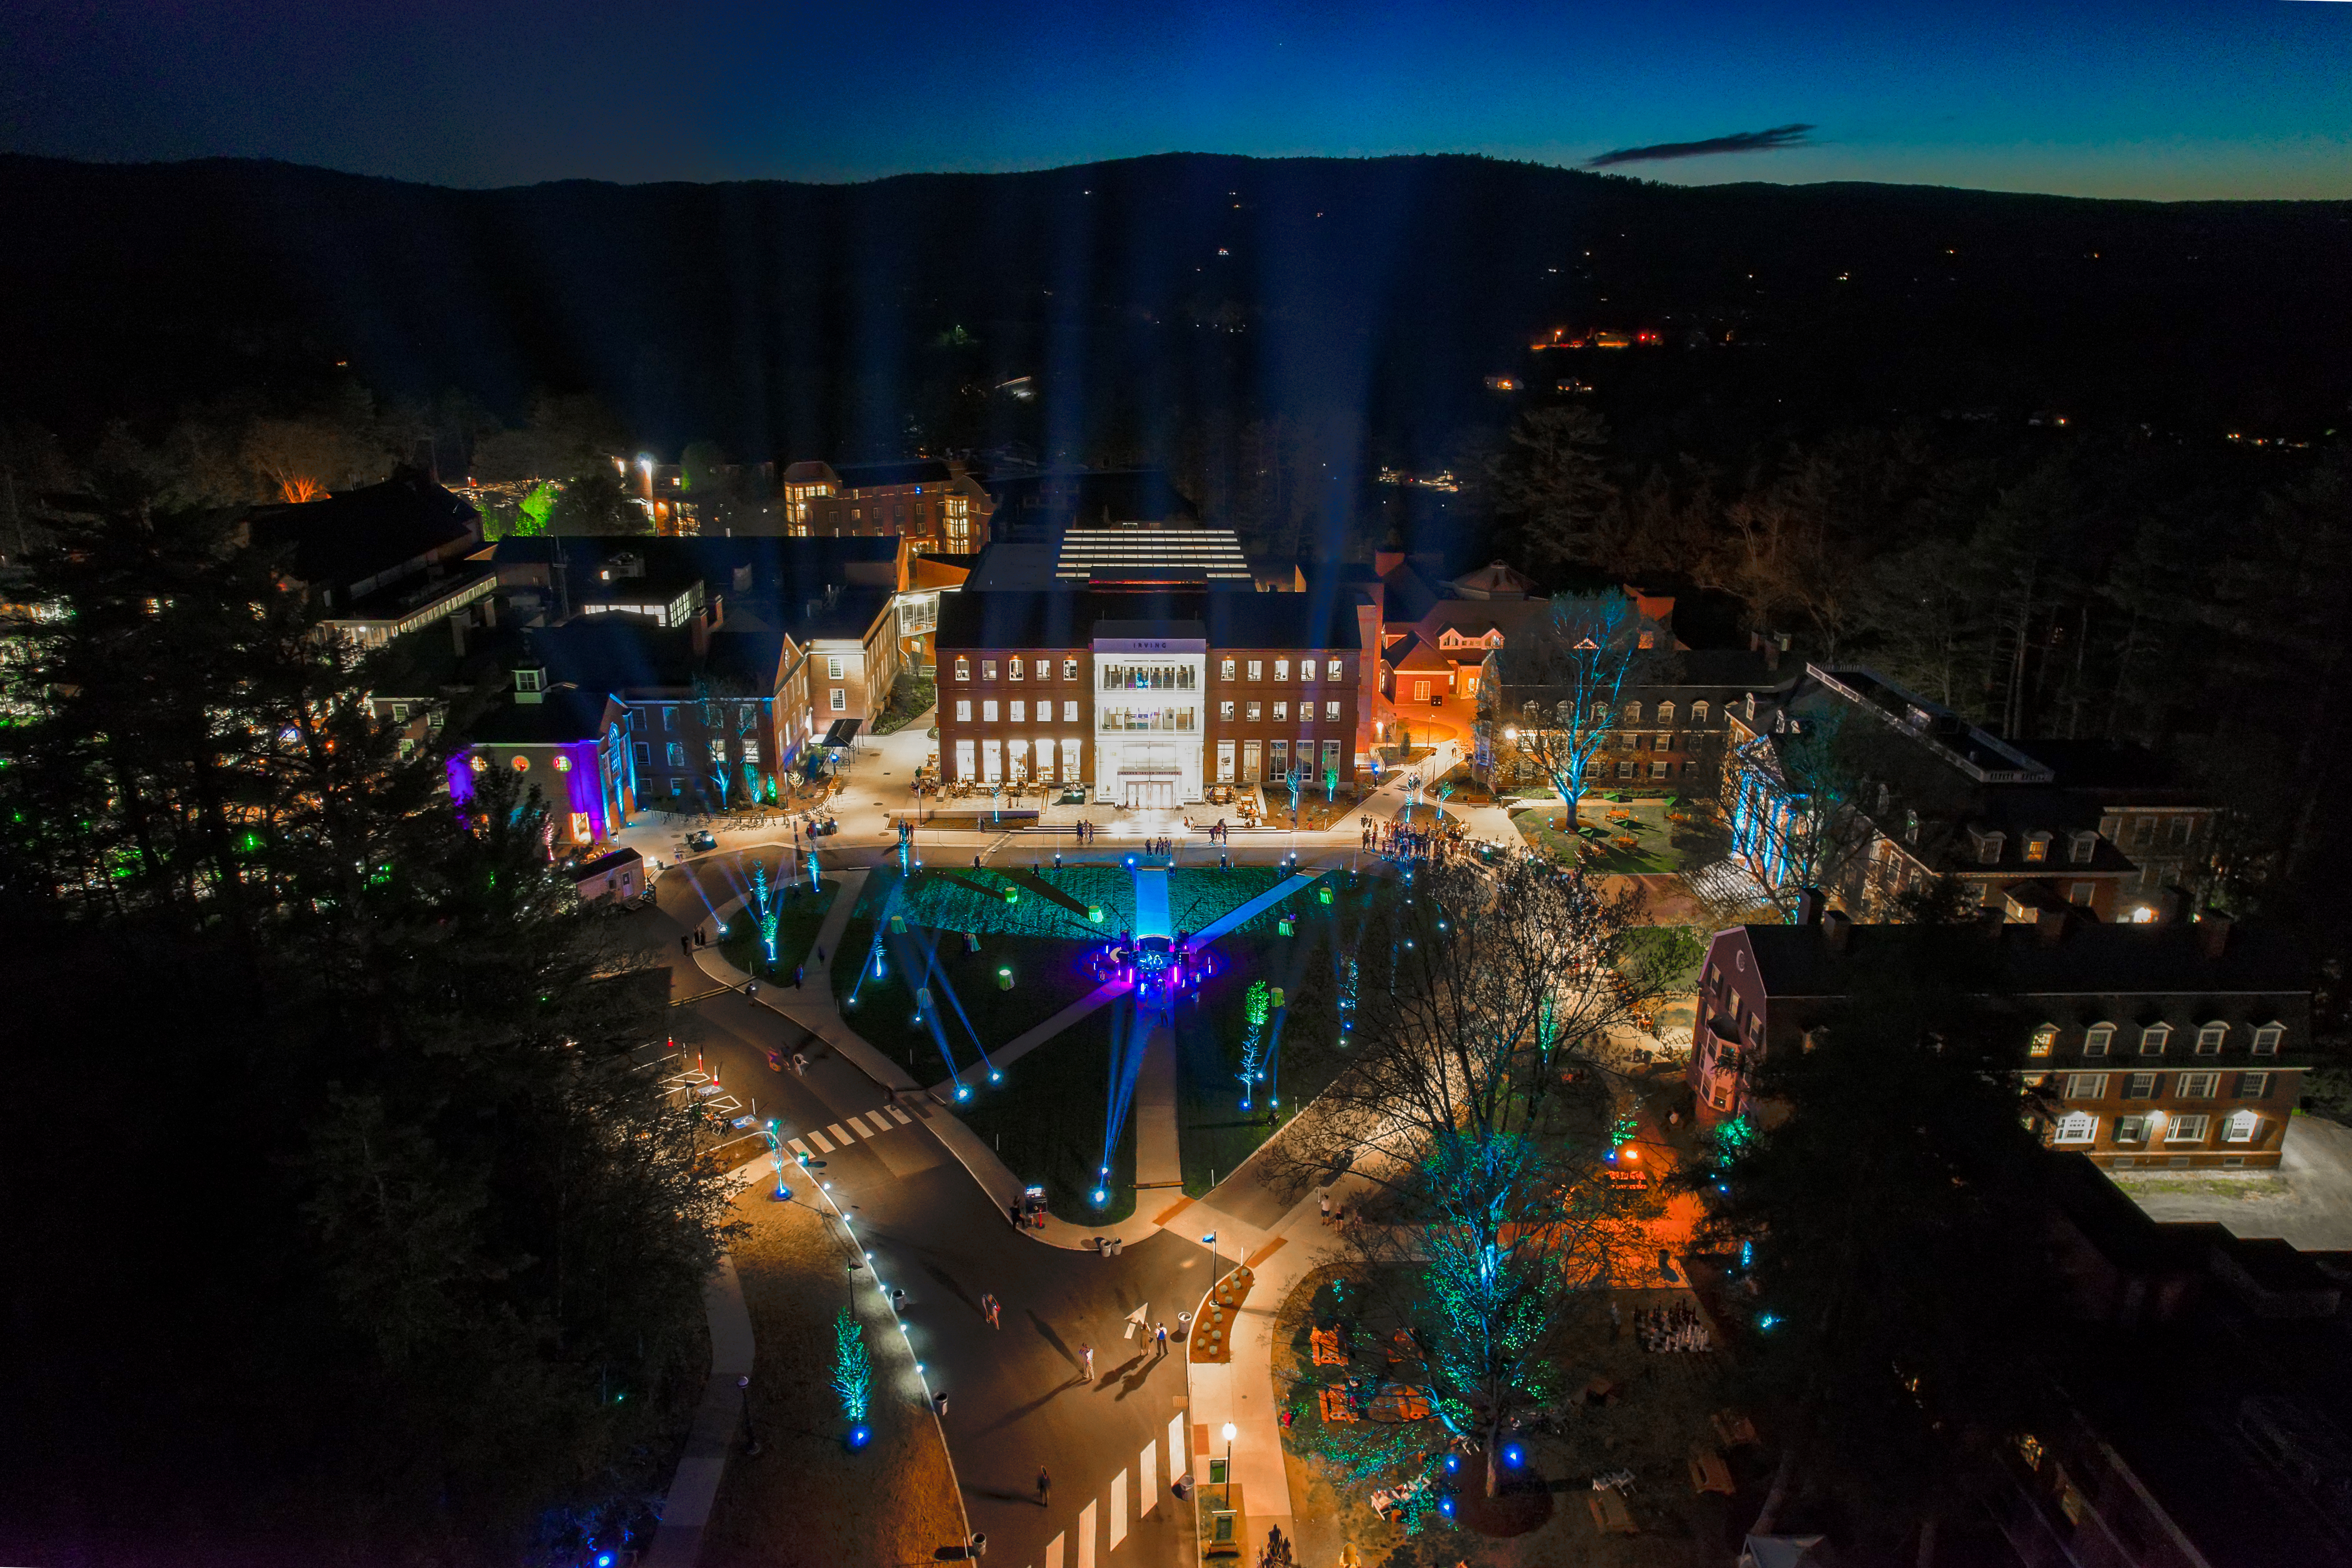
[1268,857,1675,1496]
[831,1309,872,1429]
[1482,593,1661,830]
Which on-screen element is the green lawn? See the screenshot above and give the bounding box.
[828,863,1379,1213]
[956,999,1141,1223]
[714,879,839,982]
[1174,870,1401,1193]
[1513,797,1727,874]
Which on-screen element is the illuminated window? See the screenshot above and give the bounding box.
[1248,661,1262,681]
[1326,702,1341,722]
[982,660,997,681]
[1220,702,1235,720]
[1010,701,1026,723]
[2029,1024,2058,1058]
[1064,658,1080,682]
[956,700,971,722]
[830,688,846,712]
[2053,1112,2097,1143]
[828,656,844,680]
[1063,701,1078,722]
[1327,659,1342,682]
[983,701,998,722]
[955,740,975,779]
[1274,660,1289,681]
[1008,658,1024,681]
[1246,703,1261,722]
[2224,1110,2261,1143]
[1034,659,1050,681]
[2165,1114,2210,1144]
[1413,680,1431,702]
[955,657,970,681]
[1273,702,1288,723]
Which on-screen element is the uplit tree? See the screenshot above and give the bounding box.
[1483,593,1663,828]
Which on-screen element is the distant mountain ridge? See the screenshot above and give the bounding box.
[2,150,2346,459]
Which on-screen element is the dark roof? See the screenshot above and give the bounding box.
[248,469,477,594]
[572,847,643,880]
[834,458,953,489]
[1740,921,2310,1001]
[704,627,787,688]
[465,686,614,746]
[984,469,1200,537]
[533,619,701,694]
[775,587,891,642]
[2015,738,2204,801]
[498,534,898,601]
[936,590,1363,652]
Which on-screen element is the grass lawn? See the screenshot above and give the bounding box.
[1175,869,1399,1193]
[1513,798,1728,875]
[701,1190,964,1568]
[955,997,1142,1223]
[715,878,840,982]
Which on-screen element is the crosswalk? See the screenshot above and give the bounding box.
[788,1102,915,1157]
[1036,1416,1185,1568]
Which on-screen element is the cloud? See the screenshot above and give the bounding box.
[1586,123,1817,168]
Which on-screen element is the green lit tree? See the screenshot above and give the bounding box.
[832,1310,872,1425]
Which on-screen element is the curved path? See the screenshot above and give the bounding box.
[630,723,1494,1568]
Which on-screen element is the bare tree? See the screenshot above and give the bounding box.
[1482,594,1665,826]
[1270,858,1686,1495]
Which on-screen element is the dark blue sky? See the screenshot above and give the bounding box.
[7,0,2349,197]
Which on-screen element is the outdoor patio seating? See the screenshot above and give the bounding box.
[1713,1408,1761,1448]
[1316,1386,1359,1423]
[1585,1487,1640,1535]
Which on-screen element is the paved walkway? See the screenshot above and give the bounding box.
[2121,1112,2352,1250]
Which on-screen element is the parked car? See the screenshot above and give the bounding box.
[684,830,718,853]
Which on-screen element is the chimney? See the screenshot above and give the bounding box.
[2036,906,2068,947]
[2196,910,2233,958]
[1374,529,1406,577]
[1794,886,1826,926]
[691,605,711,658]
[449,611,468,657]
[2156,884,2191,925]
[1750,630,1782,673]
[1822,909,1853,953]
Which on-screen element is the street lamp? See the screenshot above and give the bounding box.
[1221,1422,1237,1505]
[1202,1231,1220,1285]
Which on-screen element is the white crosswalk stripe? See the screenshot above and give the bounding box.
[1110,1470,1127,1548]
[826,1123,851,1144]
[804,1129,833,1153]
[847,1113,878,1136]
[1140,1441,1156,1515]
[1167,1415,1185,1482]
[788,1138,810,1157]
[1078,1501,1096,1568]
[887,1104,914,1125]
[1045,1533,1064,1568]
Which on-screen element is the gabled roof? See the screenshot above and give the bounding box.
[248,469,477,594]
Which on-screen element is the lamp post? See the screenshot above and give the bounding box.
[1221,1422,1237,1506]
[1202,1231,1221,1286]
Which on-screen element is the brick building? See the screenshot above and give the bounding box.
[933,590,1364,805]
[1692,900,2310,1171]
[1725,665,2217,922]
[778,458,994,549]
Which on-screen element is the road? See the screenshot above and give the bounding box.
[629,726,1517,1568]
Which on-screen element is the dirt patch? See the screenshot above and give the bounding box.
[700,1194,966,1568]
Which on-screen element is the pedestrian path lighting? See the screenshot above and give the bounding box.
[1222,1423,1237,1504]
[1203,1231,1221,1283]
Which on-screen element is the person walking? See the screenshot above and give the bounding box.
[983,1293,1002,1330]
[1319,1191,1332,1226]
[793,963,805,989]
[1080,1343,1095,1382]
[1154,1321,1168,1353]
[681,934,693,956]
[1037,1465,1052,1505]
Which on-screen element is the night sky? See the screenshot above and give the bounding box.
[5,0,2350,197]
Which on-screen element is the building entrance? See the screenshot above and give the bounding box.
[1122,776,1178,809]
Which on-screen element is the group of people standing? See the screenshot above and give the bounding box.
[1362,815,1462,863]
